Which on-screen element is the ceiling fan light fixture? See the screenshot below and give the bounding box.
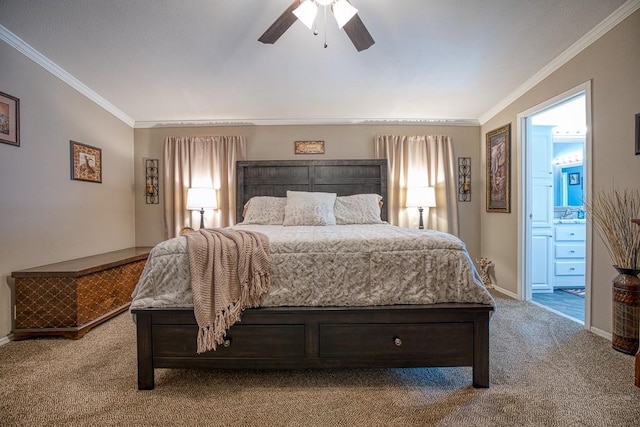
[258,0,373,51]
[293,0,319,30]
[332,0,358,28]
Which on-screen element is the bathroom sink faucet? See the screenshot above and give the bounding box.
[562,209,574,219]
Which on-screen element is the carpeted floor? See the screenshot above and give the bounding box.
[0,291,639,426]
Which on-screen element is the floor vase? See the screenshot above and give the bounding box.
[612,267,640,355]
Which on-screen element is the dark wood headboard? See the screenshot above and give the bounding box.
[236,159,388,222]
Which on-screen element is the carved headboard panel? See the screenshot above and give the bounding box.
[236,159,388,222]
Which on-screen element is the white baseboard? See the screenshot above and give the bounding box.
[491,286,519,300]
[0,335,11,347]
[589,326,612,341]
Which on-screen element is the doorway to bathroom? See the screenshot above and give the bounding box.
[520,84,590,324]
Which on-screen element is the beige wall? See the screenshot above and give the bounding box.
[9,9,636,343]
[480,10,640,334]
[134,124,482,260]
[0,41,136,340]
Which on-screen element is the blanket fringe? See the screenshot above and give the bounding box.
[196,272,270,354]
[188,228,271,354]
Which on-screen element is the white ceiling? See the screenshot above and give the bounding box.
[0,0,632,127]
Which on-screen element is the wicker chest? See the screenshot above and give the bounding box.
[11,247,152,340]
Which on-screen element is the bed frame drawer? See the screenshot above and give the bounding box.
[319,323,474,359]
[134,304,492,390]
[152,324,306,359]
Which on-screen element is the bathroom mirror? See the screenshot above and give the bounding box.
[553,141,584,208]
[554,164,583,207]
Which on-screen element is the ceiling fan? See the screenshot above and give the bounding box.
[258,0,375,52]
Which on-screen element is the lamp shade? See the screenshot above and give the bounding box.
[332,0,358,28]
[186,187,217,210]
[293,0,318,30]
[406,187,436,208]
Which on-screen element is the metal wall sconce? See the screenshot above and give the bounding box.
[145,158,159,204]
[458,157,471,202]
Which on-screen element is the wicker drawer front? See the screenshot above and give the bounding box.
[15,260,146,329]
[153,324,306,358]
[12,247,151,339]
[77,260,146,324]
[15,277,77,329]
[319,323,473,359]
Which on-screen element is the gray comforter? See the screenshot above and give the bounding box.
[130,224,495,309]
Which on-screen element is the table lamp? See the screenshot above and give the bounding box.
[186,187,217,229]
[406,186,436,229]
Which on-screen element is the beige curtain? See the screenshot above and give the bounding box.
[374,135,459,235]
[163,136,246,239]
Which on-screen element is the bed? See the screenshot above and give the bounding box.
[131,159,494,390]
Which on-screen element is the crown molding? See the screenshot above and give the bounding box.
[7,0,635,131]
[133,118,479,129]
[478,0,640,125]
[0,24,478,131]
[0,24,135,127]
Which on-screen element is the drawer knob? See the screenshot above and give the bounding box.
[223,338,232,348]
[570,250,575,253]
[394,337,402,347]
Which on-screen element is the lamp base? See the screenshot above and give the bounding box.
[418,207,424,230]
[199,209,205,229]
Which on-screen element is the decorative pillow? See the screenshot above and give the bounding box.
[335,194,384,224]
[283,191,337,226]
[241,196,286,224]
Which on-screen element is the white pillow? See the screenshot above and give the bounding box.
[335,194,384,225]
[283,191,337,226]
[241,196,286,224]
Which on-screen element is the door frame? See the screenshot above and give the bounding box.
[516,81,593,328]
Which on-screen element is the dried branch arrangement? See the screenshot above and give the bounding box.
[585,188,640,269]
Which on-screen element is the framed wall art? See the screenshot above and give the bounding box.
[458,157,471,202]
[294,140,325,154]
[0,91,20,147]
[635,113,640,155]
[568,172,580,185]
[70,140,102,183]
[486,124,511,213]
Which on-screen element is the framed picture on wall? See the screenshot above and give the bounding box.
[294,140,325,154]
[70,140,102,183]
[485,124,511,213]
[568,172,580,185]
[636,114,640,156]
[0,91,20,147]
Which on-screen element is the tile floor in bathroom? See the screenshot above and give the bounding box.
[531,289,584,322]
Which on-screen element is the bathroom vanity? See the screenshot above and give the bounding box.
[553,220,586,288]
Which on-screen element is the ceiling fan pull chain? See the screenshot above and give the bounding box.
[324,5,328,48]
[258,0,374,51]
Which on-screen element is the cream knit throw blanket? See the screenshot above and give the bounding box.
[185,228,270,354]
